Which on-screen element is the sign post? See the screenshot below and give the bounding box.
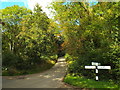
[85,62,111,81]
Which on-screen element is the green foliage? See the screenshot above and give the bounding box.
[2,5,59,75]
[2,51,19,67]
[2,60,55,76]
[52,2,120,84]
[64,74,119,88]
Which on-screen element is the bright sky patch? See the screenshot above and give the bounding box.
[0,0,29,9]
[0,2,26,9]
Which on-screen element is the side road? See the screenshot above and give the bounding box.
[2,57,69,88]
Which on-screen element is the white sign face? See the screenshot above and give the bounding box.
[85,66,96,69]
[98,66,111,69]
[92,62,101,66]
[85,62,111,81]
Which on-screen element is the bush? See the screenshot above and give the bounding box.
[2,51,20,67]
[65,47,120,83]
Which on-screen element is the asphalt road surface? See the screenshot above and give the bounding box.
[2,57,69,88]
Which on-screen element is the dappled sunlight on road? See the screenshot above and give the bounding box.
[26,78,30,80]
[53,77,63,81]
[2,57,68,88]
[58,57,66,62]
[60,64,66,67]
[55,70,61,72]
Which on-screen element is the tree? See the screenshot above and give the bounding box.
[2,4,58,73]
[2,5,32,53]
[51,2,120,83]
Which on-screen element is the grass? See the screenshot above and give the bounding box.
[64,74,119,89]
[24,60,56,74]
[2,60,56,76]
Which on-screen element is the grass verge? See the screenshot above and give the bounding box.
[2,60,56,76]
[64,74,119,89]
